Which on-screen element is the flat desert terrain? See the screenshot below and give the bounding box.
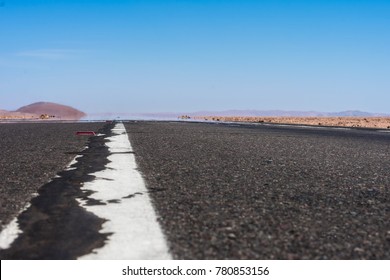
[194,116,390,129]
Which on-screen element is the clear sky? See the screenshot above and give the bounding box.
[1,0,389,114]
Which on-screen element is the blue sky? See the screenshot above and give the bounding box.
[1,0,389,114]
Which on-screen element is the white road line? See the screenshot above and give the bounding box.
[78,123,171,260]
[0,152,83,250]
[0,213,24,249]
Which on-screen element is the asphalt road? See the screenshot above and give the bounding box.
[1,120,390,259]
[0,122,105,232]
[125,121,390,259]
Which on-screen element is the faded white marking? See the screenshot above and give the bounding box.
[0,147,88,250]
[0,217,22,249]
[65,154,82,171]
[78,123,171,260]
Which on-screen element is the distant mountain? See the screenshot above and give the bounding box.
[16,102,86,120]
[328,110,383,117]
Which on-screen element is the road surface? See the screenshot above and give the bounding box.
[1,121,389,259]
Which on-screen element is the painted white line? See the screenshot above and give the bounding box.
[0,214,23,249]
[65,154,82,171]
[78,123,171,260]
[0,145,89,250]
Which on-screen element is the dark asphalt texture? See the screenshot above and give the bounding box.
[0,122,105,232]
[1,121,390,260]
[125,121,390,259]
[0,122,115,259]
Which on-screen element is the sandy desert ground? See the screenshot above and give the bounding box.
[3,113,390,129]
[193,116,390,129]
[0,112,40,120]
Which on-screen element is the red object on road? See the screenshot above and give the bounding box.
[76,131,96,136]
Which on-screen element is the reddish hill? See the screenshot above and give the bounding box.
[16,102,86,120]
